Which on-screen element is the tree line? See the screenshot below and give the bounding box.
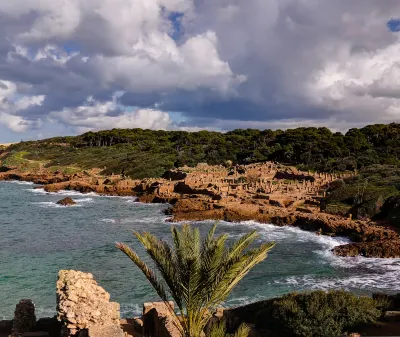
[23,123,400,172]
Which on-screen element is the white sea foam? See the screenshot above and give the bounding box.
[32,201,82,208]
[7,180,34,185]
[100,216,168,224]
[120,303,142,317]
[125,199,138,203]
[199,220,400,292]
[27,187,138,201]
[216,220,349,248]
[74,198,94,203]
[274,258,400,292]
[100,218,117,223]
[131,216,169,223]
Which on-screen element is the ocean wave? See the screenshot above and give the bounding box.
[7,180,34,185]
[120,303,142,318]
[28,188,100,197]
[100,218,117,223]
[100,216,168,224]
[215,220,349,249]
[32,201,82,208]
[224,294,268,308]
[26,187,139,201]
[74,198,94,203]
[275,266,400,292]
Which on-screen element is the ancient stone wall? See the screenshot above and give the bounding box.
[56,270,123,337]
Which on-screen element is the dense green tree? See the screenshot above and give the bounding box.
[4,122,400,178]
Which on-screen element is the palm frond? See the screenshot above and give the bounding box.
[117,223,275,337]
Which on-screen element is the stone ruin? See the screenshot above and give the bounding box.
[10,299,36,336]
[56,270,124,337]
[1,270,397,337]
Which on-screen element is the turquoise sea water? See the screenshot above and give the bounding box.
[1,181,400,319]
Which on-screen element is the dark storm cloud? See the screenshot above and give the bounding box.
[1,0,400,138]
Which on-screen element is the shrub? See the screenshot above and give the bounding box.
[254,290,385,337]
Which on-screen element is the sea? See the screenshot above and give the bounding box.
[1,180,400,320]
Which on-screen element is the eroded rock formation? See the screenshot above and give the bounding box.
[332,240,400,258]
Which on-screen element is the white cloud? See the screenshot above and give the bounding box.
[0,80,45,132]
[49,94,173,131]
[1,0,400,137]
[91,30,245,94]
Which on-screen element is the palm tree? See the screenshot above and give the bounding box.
[116,223,275,337]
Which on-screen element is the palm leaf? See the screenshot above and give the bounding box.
[117,223,275,337]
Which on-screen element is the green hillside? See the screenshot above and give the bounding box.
[1,123,400,223]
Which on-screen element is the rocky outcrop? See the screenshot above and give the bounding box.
[57,197,77,206]
[170,197,400,258]
[332,240,400,258]
[56,270,123,337]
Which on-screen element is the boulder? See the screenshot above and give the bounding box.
[57,270,122,337]
[332,240,400,258]
[56,197,76,206]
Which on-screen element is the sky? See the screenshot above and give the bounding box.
[1,0,400,142]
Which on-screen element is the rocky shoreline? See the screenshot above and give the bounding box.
[1,162,400,258]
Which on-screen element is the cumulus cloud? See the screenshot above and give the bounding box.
[49,94,173,131]
[0,80,44,132]
[0,0,400,137]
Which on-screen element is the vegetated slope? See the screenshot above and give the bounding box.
[323,165,400,221]
[1,123,400,178]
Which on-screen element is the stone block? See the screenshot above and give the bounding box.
[81,325,124,337]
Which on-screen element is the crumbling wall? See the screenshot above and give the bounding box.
[56,270,123,337]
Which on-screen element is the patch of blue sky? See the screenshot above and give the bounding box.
[168,12,184,40]
[63,41,81,55]
[387,19,400,32]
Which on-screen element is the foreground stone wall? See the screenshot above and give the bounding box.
[56,270,123,337]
